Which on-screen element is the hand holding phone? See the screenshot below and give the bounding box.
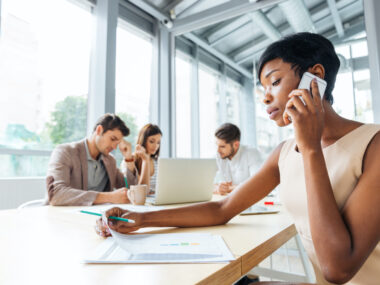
[298,72,327,99]
[284,72,327,124]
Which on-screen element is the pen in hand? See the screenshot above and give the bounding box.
[80,210,135,223]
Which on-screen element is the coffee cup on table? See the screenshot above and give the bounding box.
[127,184,148,205]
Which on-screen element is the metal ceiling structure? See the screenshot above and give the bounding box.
[124,0,366,79]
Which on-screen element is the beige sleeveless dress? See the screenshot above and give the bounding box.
[278,124,380,285]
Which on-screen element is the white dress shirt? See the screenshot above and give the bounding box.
[215,145,263,185]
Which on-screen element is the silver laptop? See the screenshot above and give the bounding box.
[148,158,217,205]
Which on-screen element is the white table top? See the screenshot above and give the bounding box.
[0,201,295,285]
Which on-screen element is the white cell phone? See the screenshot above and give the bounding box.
[298,72,327,97]
[284,72,327,124]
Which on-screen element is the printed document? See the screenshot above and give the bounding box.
[84,231,234,263]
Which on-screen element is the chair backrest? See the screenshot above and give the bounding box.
[18,199,46,209]
[0,177,46,210]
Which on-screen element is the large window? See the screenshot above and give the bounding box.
[199,64,220,158]
[175,53,192,158]
[115,21,153,147]
[175,55,246,158]
[353,69,373,122]
[225,78,242,126]
[0,0,92,176]
[334,36,373,123]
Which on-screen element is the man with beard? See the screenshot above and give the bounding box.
[213,123,262,195]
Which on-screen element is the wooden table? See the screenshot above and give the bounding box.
[0,203,295,285]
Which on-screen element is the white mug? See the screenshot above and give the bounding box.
[127,184,148,205]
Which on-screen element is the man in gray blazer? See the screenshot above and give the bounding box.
[46,114,139,206]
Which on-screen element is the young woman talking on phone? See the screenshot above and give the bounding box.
[96,33,380,285]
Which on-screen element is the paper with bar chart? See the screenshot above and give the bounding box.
[84,230,235,263]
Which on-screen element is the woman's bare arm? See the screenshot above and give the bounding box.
[138,159,150,186]
[135,145,151,187]
[102,142,285,233]
[303,132,380,284]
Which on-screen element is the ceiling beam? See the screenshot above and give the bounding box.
[214,10,281,50]
[170,0,286,36]
[163,0,185,13]
[235,35,278,65]
[201,17,243,40]
[233,21,291,64]
[329,21,365,45]
[123,0,252,79]
[233,0,362,64]
[240,20,366,68]
[251,10,281,41]
[207,15,251,44]
[210,20,251,47]
[126,0,170,22]
[208,7,282,47]
[176,0,207,19]
[279,0,315,33]
[184,33,253,79]
[327,0,344,38]
[205,4,278,42]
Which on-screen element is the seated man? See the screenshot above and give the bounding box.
[46,113,141,206]
[214,123,263,195]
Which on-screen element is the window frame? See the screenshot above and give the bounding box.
[0,0,158,177]
[0,0,93,171]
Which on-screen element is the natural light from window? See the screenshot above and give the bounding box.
[115,21,153,147]
[175,54,192,158]
[199,65,220,158]
[0,0,92,176]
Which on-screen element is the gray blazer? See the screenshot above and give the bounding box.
[46,139,137,206]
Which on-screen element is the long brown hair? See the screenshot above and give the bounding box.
[135,124,162,174]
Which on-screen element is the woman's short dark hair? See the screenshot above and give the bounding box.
[258,32,340,104]
[215,123,241,144]
[93,113,129,136]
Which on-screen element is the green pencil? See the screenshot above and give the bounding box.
[80,210,135,223]
[124,176,129,189]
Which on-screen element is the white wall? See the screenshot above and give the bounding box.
[0,177,46,210]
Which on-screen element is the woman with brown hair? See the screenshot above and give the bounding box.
[120,124,162,194]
